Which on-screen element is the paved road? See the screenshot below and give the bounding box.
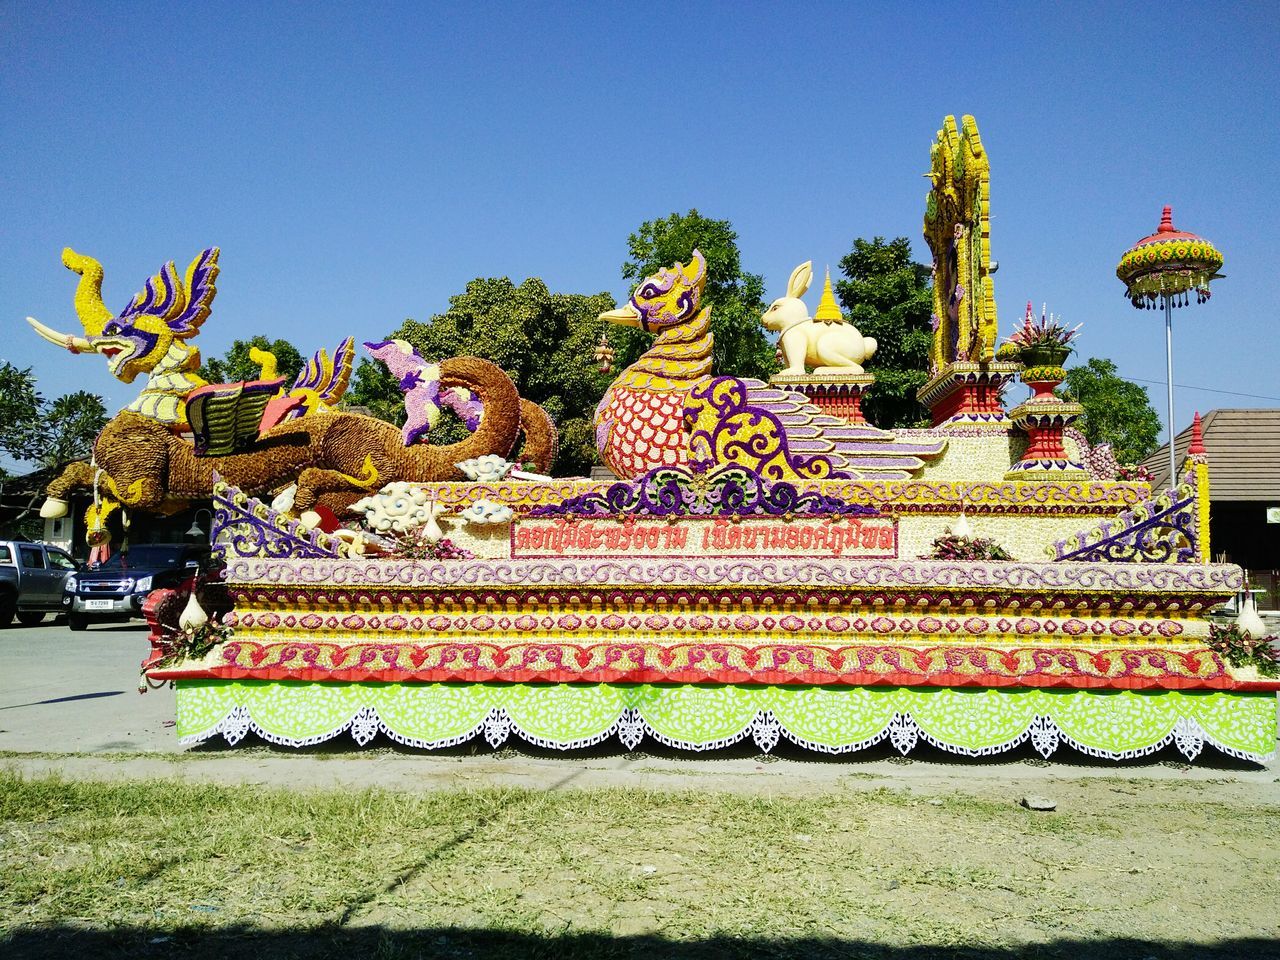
[0,618,177,753]
[1,619,1278,802]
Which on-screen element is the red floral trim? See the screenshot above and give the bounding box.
[144,640,1265,691]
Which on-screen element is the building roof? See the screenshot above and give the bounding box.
[1143,408,1280,499]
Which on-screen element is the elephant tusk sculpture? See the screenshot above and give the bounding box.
[26,317,94,354]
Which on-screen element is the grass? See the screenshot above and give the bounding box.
[1,772,1278,959]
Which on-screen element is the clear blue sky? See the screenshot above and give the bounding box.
[2,2,1276,440]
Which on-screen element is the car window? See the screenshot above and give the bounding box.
[47,550,77,571]
[95,545,185,569]
[18,546,45,569]
[0,545,11,565]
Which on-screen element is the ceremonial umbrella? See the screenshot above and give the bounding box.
[1116,206,1224,486]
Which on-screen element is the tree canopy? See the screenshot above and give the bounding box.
[1059,357,1162,464]
[0,363,107,471]
[834,237,934,428]
[0,361,108,537]
[198,336,306,386]
[347,278,617,476]
[618,209,775,382]
[0,362,44,465]
[348,210,774,476]
[37,391,110,471]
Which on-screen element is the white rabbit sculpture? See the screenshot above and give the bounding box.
[763,261,878,376]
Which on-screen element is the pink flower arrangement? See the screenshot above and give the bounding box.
[1002,302,1082,351]
[925,533,1011,562]
[1207,622,1279,677]
[389,532,475,561]
[1117,463,1153,483]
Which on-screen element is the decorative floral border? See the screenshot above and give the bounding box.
[174,681,1277,762]
[150,638,1239,690]
[400,479,1152,515]
[224,609,1191,643]
[527,462,880,519]
[226,584,1229,615]
[1053,473,1200,564]
[223,556,1245,593]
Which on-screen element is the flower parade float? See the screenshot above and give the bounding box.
[29,115,1276,762]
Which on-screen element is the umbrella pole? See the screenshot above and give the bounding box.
[1164,296,1177,488]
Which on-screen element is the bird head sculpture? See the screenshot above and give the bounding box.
[599,249,707,332]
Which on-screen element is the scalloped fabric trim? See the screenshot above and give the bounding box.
[174,682,1276,763]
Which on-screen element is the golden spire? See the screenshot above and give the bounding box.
[814,266,844,324]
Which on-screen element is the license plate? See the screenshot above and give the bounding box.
[84,599,115,611]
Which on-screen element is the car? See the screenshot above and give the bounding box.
[63,543,209,631]
[0,540,81,627]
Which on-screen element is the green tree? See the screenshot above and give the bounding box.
[834,237,934,428]
[198,336,306,386]
[346,356,406,427]
[35,391,108,470]
[349,278,617,476]
[0,362,44,464]
[0,365,107,471]
[1059,358,1161,464]
[618,209,775,382]
[0,365,108,539]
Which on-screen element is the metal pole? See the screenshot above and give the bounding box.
[1164,296,1176,488]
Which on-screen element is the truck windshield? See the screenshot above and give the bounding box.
[92,546,187,570]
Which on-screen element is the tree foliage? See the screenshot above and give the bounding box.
[1059,357,1162,464]
[348,210,773,476]
[36,391,109,470]
[618,209,775,382]
[834,237,934,428]
[347,278,617,476]
[198,336,306,386]
[0,362,44,464]
[0,362,107,471]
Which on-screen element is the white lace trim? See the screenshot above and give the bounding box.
[178,703,1276,763]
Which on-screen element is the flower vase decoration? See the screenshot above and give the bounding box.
[1002,302,1081,401]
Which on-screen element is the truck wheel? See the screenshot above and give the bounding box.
[0,595,14,627]
[68,614,88,632]
[16,611,46,627]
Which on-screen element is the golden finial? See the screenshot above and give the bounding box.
[814,266,843,324]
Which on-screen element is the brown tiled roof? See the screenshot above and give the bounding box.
[1143,408,1280,499]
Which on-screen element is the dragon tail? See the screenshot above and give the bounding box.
[427,357,524,475]
[517,399,557,473]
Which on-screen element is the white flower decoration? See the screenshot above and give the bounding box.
[352,481,437,534]
[459,499,513,525]
[456,455,514,483]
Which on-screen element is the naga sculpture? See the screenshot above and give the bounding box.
[27,248,557,522]
[923,114,998,368]
[594,251,944,481]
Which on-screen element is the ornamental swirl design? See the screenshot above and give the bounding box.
[211,478,344,561]
[528,463,878,519]
[153,639,1233,690]
[225,555,1244,593]
[1053,480,1199,563]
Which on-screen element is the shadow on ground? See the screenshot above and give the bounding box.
[4,928,1278,960]
[186,725,1267,771]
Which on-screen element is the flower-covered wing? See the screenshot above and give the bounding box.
[118,247,220,337]
[187,377,287,457]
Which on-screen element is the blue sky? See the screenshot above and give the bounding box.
[2,2,1276,442]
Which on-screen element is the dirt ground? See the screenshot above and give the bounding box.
[2,768,1279,960]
